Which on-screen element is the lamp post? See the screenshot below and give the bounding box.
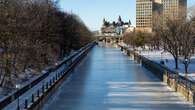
[160,52,164,65]
[184,58,189,77]
[16,84,21,110]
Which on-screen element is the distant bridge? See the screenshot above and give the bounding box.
[95,34,123,43]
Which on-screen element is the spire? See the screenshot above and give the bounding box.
[129,20,131,26]
[118,16,122,22]
[117,15,123,26]
[103,18,106,23]
[103,18,106,26]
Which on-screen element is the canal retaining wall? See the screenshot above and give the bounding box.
[0,42,96,110]
[27,42,96,110]
[119,45,195,105]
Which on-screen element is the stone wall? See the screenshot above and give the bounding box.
[22,43,96,110]
[119,45,195,105]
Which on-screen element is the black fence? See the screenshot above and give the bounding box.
[0,42,96,109]
[119,45,195,93]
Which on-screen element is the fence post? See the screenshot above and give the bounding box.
[127,50,130,56]
[53,77,55,83]
[55,75,57,80]
[42,85,45,93]
[31,94,34,103]
[50,80,52,86]
[193,92,195,105]
[37,90,40,98]
[175,73,179,92]
[24,99,28,109]
[121,46,123,51]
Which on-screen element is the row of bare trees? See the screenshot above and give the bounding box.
[0,0,94,88]
[153,9,195,73]
[123,7,195,73]
[123,31,158,49]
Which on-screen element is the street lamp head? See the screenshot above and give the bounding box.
[15,84,21,89]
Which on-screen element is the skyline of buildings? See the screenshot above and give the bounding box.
[162,0,187,20]
[136,0,187,32]
[136,0,162,32]
[60,0,194,31]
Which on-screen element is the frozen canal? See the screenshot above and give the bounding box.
[42,43,195,110]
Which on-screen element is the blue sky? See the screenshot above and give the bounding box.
[59,0,195,31]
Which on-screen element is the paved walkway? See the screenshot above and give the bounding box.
[42,43,195,110]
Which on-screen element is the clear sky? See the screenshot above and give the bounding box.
[59,0,195,31]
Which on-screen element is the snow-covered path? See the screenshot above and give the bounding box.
[140,50,195,81]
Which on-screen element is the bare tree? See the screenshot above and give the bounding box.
[161,19,182,69]
[0,0,94,89]
[123,32,136,48]
[153,7,195,72]
[179,21,194,73]
[179,6,195,73]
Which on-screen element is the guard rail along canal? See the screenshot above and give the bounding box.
[119,45,195,105]
[0,42,96,110]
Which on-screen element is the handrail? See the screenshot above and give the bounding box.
[119,45,195,92]
[0,42,96,109]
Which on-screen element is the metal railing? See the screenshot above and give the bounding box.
[119,45,195,93]
[0,42,96,109]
